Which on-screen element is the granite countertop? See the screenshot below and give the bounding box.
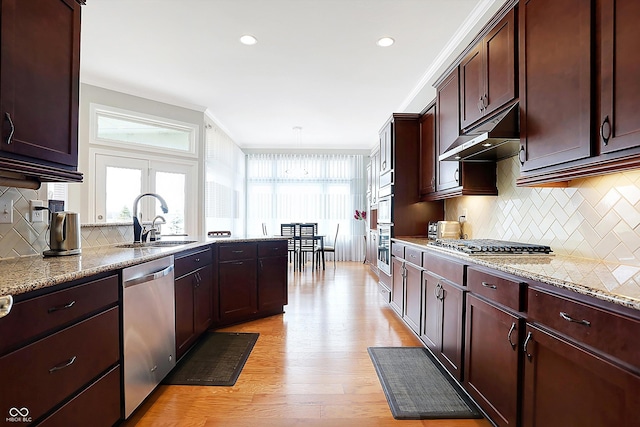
[0,236,287,298]
[395,237,640,312]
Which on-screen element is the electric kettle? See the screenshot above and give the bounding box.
[43,211,82,257]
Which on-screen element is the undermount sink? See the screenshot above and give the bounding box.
[116,240,197,249]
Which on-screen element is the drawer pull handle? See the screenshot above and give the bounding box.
[232,261,244,265]
[5,112,15,144]
[481,282,497,290]
[151,365,158,372]
[560,311,591,326]
[507,322,517,350]
[232,250,244,254]
[49,356,77,373]
[523,332,533,361]
[48,300,76,313]
[194,258,200,263]
[0,295,13,318]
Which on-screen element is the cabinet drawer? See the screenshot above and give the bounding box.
[0,274,118,354]
[219,243,257,261]
[404,246,423,267]
[0,307,119,423]
[175,246,212,278]
[39,365,121,427]
[424,252,465,286]
[391,242,405,258]
[258,240,287,257]
[527,288,640,369]
[467,267,524,312]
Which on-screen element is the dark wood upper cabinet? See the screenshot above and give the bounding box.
[0,0,83,183]
[419,103,436,198]
[599,0,640,154]
[519,0,593,172]
[460,8,517,130]
[435,69,462,193]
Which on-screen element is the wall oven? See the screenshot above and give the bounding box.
[377,224,391,275]
[378,195,392,224]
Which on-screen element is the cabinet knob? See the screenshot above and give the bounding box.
[454,168,459,183]
[600,116,611,145]
[478,97,484,112]
[483,94,488,109]
[4,113,15,145]
[518,146,526,166]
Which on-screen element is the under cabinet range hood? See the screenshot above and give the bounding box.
[439,102,520,162]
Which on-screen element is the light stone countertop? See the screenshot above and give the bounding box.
[0,236,287,299]
[395,237,640,312]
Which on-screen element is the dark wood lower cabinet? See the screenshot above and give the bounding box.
[522,323,640,427]
[422,272,464,381]
[464,294,521,427]
[175,264,213,360]
[219,258,258,324]
[257,244,288,312]
[403,262,422,334]
[390,257,405,316]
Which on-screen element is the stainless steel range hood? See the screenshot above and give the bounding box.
[439,102,520,162]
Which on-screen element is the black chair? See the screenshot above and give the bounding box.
[280,223,298,267]
[298,223,320,270]
[320,223,339,269]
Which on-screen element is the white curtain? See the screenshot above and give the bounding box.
[246,153,367,262]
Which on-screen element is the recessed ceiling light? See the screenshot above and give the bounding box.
[240,35,258,45]
[377,37,395,47]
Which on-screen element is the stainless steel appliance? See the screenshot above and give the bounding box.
[43,211,81,257]
[377,224,391,274]
[429,238,552,256]
[122,256,175,418]
[427,221,462,240]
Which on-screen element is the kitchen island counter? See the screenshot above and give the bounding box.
[0,236,287,298]
[394,236,640,312]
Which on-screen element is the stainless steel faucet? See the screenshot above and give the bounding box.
[149,215,166,241]
[132,193,169,242]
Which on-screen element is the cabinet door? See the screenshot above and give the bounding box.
[519,0,593,171]
[0,0,80,167]
[522,323,640,427]
[219,259,258,323]
[194,264,213,336]
[379,122,392,177]
[175,273,196,358]
[483,8,516,117]
[465,295,520,427]
[390,257,405,316]
[422,273,441,354]
[460,44,485,129]
[599,0,640,154]
[419,105,436,197]
[436,68,460,157]
[258,254,288,312]
[440,280,464,381]
[403,262,422,334]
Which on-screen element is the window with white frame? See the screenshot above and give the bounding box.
[89,104,198,236]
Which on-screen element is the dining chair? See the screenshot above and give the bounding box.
[320,223,339,268]
[298,223,320,270]
[280,223,298,267]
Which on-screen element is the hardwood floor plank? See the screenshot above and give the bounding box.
[123,262,492,427]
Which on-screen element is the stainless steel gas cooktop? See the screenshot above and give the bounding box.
[429,239,553,256]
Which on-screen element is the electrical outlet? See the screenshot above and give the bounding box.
[30,200,44,223]
[0,199,13,224]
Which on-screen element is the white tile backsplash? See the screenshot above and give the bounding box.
[445,157,640,266]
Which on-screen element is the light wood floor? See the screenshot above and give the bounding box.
[123,262,492,427]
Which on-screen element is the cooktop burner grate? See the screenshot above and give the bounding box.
[430,239,553,255]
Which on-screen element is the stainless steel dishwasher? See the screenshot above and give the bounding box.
[122,255,176,418]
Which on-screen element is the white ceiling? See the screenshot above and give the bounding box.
[80,0,505,151]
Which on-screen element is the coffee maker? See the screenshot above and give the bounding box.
[43,211,81,257]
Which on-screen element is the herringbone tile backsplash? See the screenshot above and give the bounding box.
[446,156,640,266]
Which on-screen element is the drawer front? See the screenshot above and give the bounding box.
[258,240,288,258]
[404,246,423,267]
[424,252,465,286]
[391,242,405,259]
[39,365,121,427]
[219,243,257,262]
[467,267,524,312]
[528,288,640,369]
[0,274,118,354]
[175,246,212,278]
[0,307,119,423]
